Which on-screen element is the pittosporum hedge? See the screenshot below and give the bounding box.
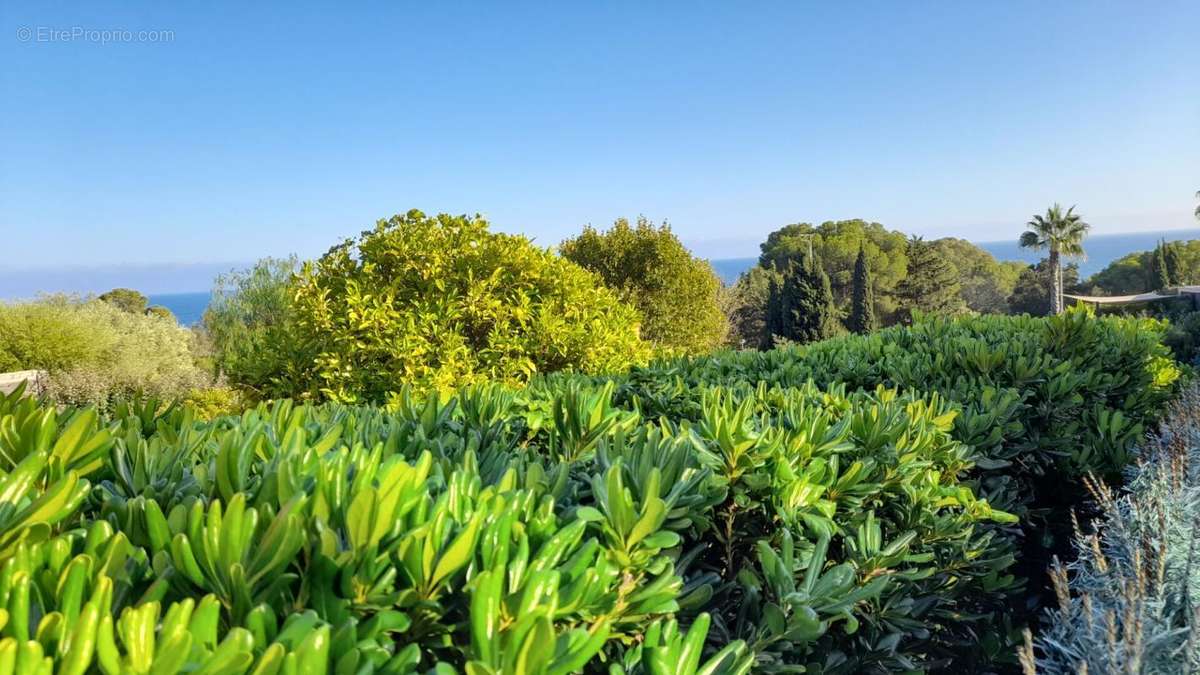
[0,310,1180,673]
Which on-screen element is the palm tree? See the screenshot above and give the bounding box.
[1019,204,1090,314]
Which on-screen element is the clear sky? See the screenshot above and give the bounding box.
[2,1,1197,272]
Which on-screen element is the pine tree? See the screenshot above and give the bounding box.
[848,243,876,334]
[896,236,965,321]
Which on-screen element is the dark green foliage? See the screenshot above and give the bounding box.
[621,309,1179,668]
[1148,238,1185,290]
[1087,240,1200,295]
[759,220,909,320]
[1008,260,1081,316]
[766,251,838,344]
[723,266,774,350]
[894,237,965,321]
[929,238,1025,314]
[560,217,728,354]
[1151,239,1172,290]
[847,244,876,334]
[1164,310,1200,365]
[99,287,149,315]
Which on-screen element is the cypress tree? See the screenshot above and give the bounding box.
[765,250,838,344]
[848,243,876,334]
[1165,241,1183,287]
[1153,240,1171,290]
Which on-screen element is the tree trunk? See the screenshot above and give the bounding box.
[1049,248,1062,315]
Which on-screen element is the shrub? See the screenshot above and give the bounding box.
[182,385,247,420]
[560,217,727,354]
[202,256,312,398]
[1164,310,1200,366]
[1023,386,1200,673]
[611,308,1180,666]
[0,296,209,408]
[291,209,651,401]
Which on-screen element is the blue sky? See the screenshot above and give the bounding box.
[2,1,1197,278]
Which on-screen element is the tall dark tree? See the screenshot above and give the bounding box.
[895,237,965,321]
[1019,204,1089,314]
[1149,240,1172,291]
[848,243,877,334]
[1165,241,1184,288]
[766,251,837,345]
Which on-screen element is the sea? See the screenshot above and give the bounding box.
[148,292,211,326]
[112,229,1200,323]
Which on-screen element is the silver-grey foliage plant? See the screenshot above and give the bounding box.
[1025,386,1200,674]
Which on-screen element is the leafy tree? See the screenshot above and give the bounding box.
[759,219,909,320]
[203,256,311,399]
[722,265,774,349]
[1087,240,1200,295]
[929,238,1024,314]
[1019,204,1089,314]
[99,288,149,315]
[145,305,175,321]
[895,237,965,320]
[848,243,877,333]
[560,216,726,354]
[766,250,838,344]
[1008,260,1081,316]
[292,209,651,401]
[1086,251,1151,295]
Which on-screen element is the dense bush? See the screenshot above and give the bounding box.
[560,217,727,355]
[613,308,1180,665]
[0,296,209,408]
[0,311,1177,673]
[1023,387,1200,673]
[1163,309,1200,366]
[202,257,312,399]
[291,210,651,401]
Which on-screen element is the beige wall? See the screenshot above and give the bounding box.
[0,370,45,396]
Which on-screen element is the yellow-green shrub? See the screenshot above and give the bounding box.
[0,295,209,408]
[291,209,652,401]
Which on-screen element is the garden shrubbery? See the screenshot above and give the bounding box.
[0,310,1180,673]
[288,210,652,401]
[0,295,210,409]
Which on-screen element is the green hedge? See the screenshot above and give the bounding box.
[0,311,1179,674]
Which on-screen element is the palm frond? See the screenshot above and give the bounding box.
[1019,230,1043,250]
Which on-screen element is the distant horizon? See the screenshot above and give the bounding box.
[4,225,1198,300]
